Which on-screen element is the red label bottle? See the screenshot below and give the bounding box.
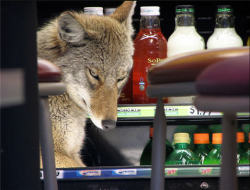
[133,6,168,104]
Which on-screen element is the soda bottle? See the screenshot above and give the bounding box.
[140,126,173,165]
[204,133,222,165]
[133,6,168,104]
[238,132,249,164]
[207,5,243,49]
[193,133,210,164]
[165,133,200,165]
[167,5,205,104]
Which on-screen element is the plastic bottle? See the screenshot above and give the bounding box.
[83,7,103,16]
[204,133,222,165]
[165,133,200,165]
[133,6,168,104]
[167,5,205,104]
[207,5,243,49]
[104,8,116,15]
[140,126,173,165]
[193,133,210,164]
[237,132,249,164]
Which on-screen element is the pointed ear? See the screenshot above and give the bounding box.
[110,1,136,34]
[57,11,86,45]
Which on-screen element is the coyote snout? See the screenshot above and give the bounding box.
[88,83,118,130]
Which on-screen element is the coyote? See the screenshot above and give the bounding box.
[37,1,136,167]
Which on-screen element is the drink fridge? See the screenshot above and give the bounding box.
[37,1,249,190]
[2,1,249,190]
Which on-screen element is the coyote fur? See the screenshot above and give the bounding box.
[37,1,136,167]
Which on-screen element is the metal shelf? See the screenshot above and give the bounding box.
[40,165,250,180]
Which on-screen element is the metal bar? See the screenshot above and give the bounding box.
[39,99,58,190]
[151,98,167,190]
[219,113,238,190]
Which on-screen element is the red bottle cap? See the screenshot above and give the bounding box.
[194,133,209,144]
[236,132,245,143]
[212,133,223,144]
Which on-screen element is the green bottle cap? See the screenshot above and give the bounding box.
[176,5,194,14]
[217,5,233,14]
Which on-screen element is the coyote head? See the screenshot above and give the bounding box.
[38,1,136,130]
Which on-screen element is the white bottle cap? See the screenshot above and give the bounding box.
[140,6,160,16]
[84,7,103,16]
[104,8,116,15]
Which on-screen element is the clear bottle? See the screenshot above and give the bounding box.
[207,5,243,49]
[204,133,222,165]
[193,133,210,164]
[133,6,168,104]
[140,126,173,165]
[165,133,200,165]
[167,5,205,104]
[83,7,103,16]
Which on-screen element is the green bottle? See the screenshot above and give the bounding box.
[204,133,222,165]
[165,133,200,165]
[239,132,250,164]
[193,133,210,164]
[140,127,173,165]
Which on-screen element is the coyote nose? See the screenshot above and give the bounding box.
[102,120,116,130]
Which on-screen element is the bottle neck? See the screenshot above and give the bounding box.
[215,13,235,28]
[140,15,161,30]
[176,14,195,27]
[174,143,189,149]
[195,144,209,150]
[213,144,222,149]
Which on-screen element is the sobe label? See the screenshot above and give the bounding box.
[138,57,163,91]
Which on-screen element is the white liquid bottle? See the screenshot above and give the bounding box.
[167,5,205,104]
[83,7,103,16]
[207,5,243,49]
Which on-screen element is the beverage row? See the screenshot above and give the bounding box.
[140,124,250,165]
[83,5,249,104]
[120,5,249,104]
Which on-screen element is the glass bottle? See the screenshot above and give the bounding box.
[204,133,222,165]
[83,7,103,16]
[207,5,243,49]
[193,133,210,164]
[167,5,205,104]
[165,133,200,165]
[133,6,168,104]
[140,126,173,165]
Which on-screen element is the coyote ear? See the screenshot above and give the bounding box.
[58,12,85,45]
[110,1,136,34]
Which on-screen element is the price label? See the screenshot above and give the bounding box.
[189,106,211,116]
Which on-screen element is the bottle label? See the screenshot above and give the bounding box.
[139,77,145,91]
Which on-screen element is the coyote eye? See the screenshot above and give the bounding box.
[117,77,126,83]
[88,69,99,81]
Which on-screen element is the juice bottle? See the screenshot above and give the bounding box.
[133,6,168,104]
[167,5,205,104]
[140,126,173,165]
[193,133,210,164]
[207,5,243,49]
[204,133,222,165]
[165,133,200,165]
